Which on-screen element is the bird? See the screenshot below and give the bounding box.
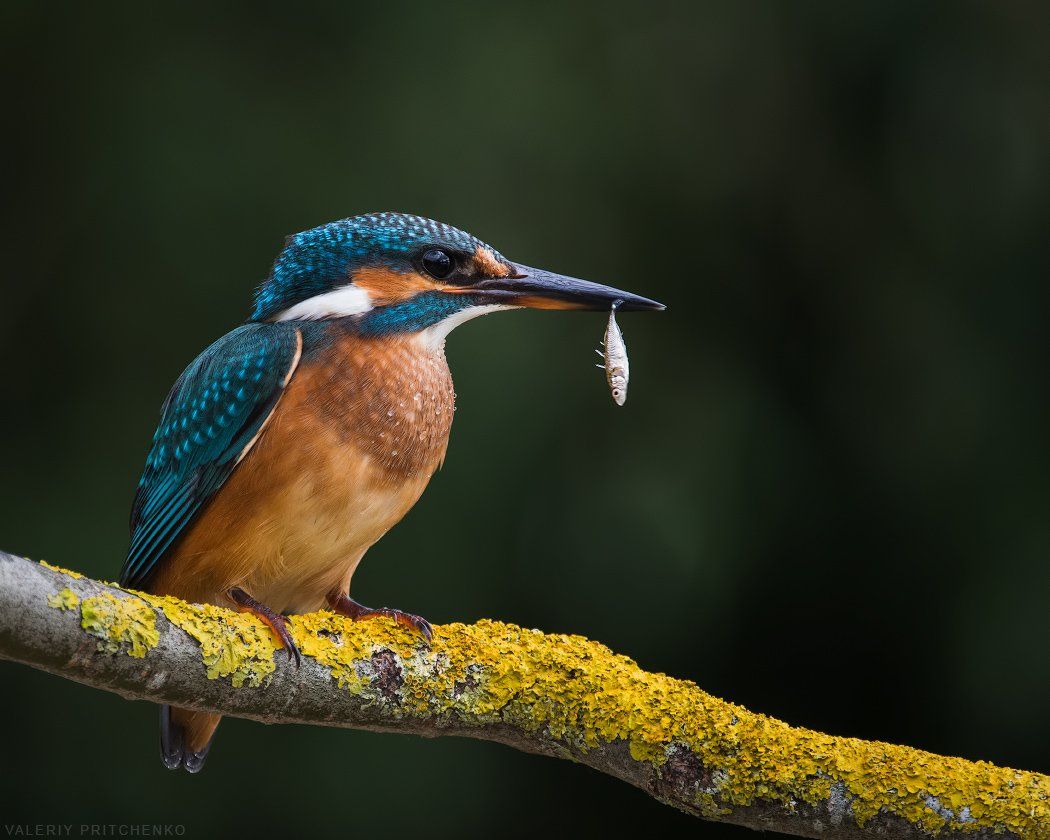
[117,212,664,772]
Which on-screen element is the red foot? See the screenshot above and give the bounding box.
[228,587,302,667]
[327,591,433,643]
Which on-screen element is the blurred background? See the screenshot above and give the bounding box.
[1,2,1047,837]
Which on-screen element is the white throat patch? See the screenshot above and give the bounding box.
[414,304,514,351]
[273,284,374,321]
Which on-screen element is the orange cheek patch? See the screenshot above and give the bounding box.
[472,247,512,278]
[351,266,443,306]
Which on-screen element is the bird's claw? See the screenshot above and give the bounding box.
[270,614,302,668]
[371,607,433,643]
[390,609,433,642]
[326,592,433,644]
[228,587,302,668]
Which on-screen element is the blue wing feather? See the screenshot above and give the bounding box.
[120,322,302,590]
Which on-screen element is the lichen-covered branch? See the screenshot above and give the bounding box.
[0,551,1045,839]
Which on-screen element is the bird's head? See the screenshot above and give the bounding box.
[251,212,663,345]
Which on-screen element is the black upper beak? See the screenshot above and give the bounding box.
[468,263,666,312]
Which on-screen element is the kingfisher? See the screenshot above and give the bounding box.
[118,212,664,772]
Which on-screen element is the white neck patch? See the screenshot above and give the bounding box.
[414,304,514,351]
[273,284,374,321]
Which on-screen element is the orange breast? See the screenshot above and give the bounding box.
[148,331,455,613]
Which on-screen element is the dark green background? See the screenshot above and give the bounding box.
[1,2,1047,837]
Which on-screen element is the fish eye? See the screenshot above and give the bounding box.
[421,249,454,280]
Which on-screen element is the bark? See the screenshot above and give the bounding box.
[0,550,1045,839]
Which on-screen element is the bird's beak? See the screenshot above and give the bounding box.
[466,263,665,312]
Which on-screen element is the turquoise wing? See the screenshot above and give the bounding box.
[119,322,302,590]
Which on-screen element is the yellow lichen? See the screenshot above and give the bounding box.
[279,614,1048,837]
[47,588,80,611]
[79,593,158,658]
[139,594,279,688]
[44,571,1049,836]
[39,560,83,579]
[290,611,376,692]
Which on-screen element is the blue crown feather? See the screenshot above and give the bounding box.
[251,212,507,321]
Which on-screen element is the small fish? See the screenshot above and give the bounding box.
[597,300,629,406]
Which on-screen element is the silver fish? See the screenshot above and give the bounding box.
[597,300,629,406]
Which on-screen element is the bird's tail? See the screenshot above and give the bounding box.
[160,705,221,773]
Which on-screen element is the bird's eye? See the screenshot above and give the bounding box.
[421,249,454,280]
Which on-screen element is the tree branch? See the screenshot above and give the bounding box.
[0,551,1045,838]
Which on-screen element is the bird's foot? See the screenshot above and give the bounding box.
[326,591,433,643]
[228,587,302,667]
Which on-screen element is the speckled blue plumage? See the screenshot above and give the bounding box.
[119,322,301,589]
[123,214,511,588]
[251,212,508,322]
